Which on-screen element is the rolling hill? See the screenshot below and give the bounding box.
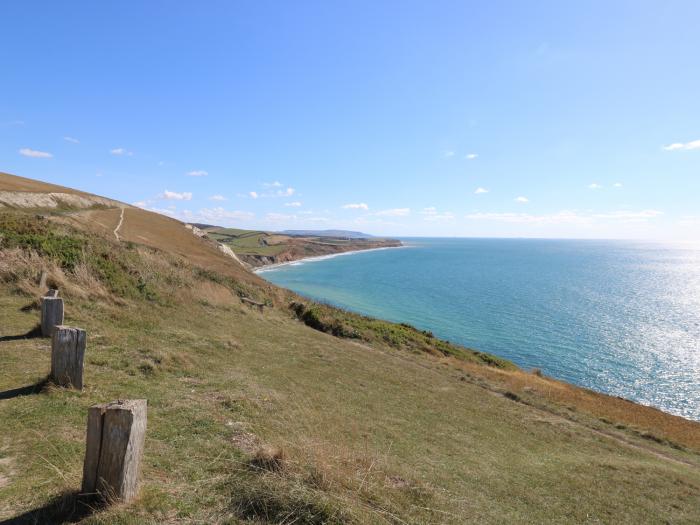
[0,171,698,524]
[201,226,402,268]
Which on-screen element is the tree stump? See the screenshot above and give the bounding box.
[40,296,64,337]
[50,326,86,390]
[82,400,147,503]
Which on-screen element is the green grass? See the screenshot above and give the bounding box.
[207,230,287,257]
[1,215,699,524]
[289,301,515,369]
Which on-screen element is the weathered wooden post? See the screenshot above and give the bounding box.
[82,400,147,503]
[40,294,64,337]
[50,326,86,390]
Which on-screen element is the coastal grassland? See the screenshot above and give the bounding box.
[289,301,515,369]
[1,211,699,523]
[206,229,286,257]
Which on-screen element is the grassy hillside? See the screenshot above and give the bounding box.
[1,173,699,524]
[203,226,402,268]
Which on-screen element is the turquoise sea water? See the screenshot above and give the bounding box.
[259,239,700,421]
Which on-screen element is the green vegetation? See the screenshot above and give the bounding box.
[206,229,286,257]
[1,204,699,524]
[290,301,515,369]
[0,214,84,270]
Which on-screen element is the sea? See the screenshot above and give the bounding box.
[258,238,700,421]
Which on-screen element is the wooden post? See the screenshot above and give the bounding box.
[40,296,64,337]
[50,326,86,390]
[82,400,147,503]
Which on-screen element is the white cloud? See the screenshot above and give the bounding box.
[474,187,489,194]
[444,150,455,158]
[588,183,602,190]
[663,139,700,151]
[592,210,663,221]
[466,211,585,224]
[342,203,369,210]
[187,170,208,177]
[19,148,53,158]
[515,196,529,203]
[209,195,227,201]
[263,181,284,188]
[266,212,295,222]
[466,153,478,160]
[249,191,259,199]
[421,207,454,221]
[110,147,133,156]
[613,182,623,188]
[278,187,295,197]
[374,208,411,217]
[285,201,302,207]
[465,209,663,225]
[160,190,192,201]
[192,207,254,222]
[132,201,148,207]
[63,136,79,144]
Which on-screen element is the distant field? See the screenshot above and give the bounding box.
[203,226,401,263]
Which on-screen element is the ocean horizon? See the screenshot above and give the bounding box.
[260,237,700,421]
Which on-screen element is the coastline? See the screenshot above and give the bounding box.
[254,244,409,273]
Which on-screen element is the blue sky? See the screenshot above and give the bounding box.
[1,1,699,240]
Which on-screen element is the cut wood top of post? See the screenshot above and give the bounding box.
[92,399,148,412]
[44,288,59,298]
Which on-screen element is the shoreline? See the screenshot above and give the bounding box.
[254,244,409,273]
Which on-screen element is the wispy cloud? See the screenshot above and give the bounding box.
[613,182,623,188]
[443,150,455,158]
[19,148,53,158]
[342,203,369,210]
[465,209,663,225]
[421,207,454,221]
[263,181,283,188]
[374,208,410,217]
[592,210,662,221]
[188,207,253,222]
[663,139,700,151]
[110,147,133,156]
[474,187,489,194]
[278,187,295,197]
[187,170,208,177]
[160,190,192,201]
[63,136,79,144]
[285,201,302,207]
[515,196,529,203]
[249,191,259,199]
[266,212,296,222]
[209,195,227,201]
[466,153,478,160]
[588,183,602,190]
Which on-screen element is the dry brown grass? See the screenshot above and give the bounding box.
[251,446,287,472]
[0,171,92,194]
[454,359,700,451]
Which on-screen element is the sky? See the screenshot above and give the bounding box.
[1,1,699,240]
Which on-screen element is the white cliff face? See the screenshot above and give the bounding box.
[184,223,246,267]
[184,224,207,238]
[216,242,245,266]
[0,191,121,209]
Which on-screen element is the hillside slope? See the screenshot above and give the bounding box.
[202,227,402,268]
[0,172,698,524]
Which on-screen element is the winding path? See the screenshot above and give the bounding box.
[113,207,125,241]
